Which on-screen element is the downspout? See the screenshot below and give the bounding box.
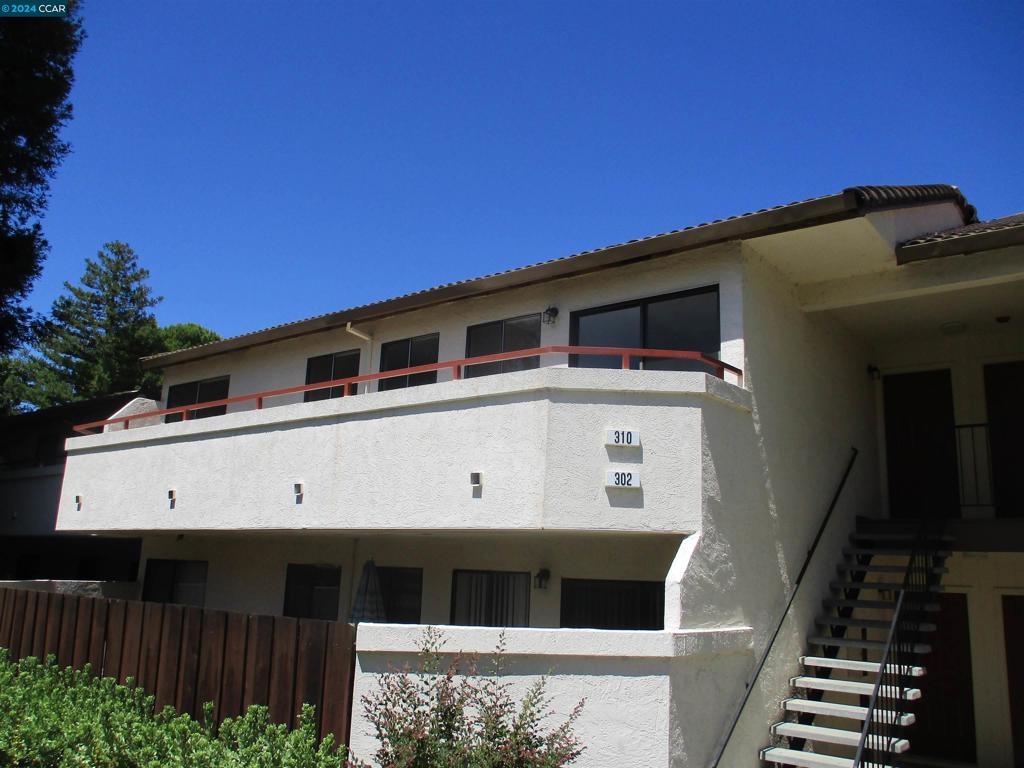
[345,322,373,394]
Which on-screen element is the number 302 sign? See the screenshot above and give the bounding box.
[605,469,641,488]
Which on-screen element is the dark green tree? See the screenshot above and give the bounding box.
[23,241,163,407]
[159,322,221,353]
[0,7,85,356]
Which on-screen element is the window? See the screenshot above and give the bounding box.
[165,376,230,423]
[559,578,664,630]
[377,566,423,623]
[570,286,720,371]
[378,333,440,391]
[304,349,361,402]
[142,559,208,607]
[464,314,541,378]
[283,564,341,620]
[450,569,530,627]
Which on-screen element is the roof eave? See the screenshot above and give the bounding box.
[896,225,1024,264]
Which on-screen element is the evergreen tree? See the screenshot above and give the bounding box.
[0,8,85,355]
[23,241,163,407]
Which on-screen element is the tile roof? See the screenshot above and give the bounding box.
[144,184,976,367]
[901,212,1024,247]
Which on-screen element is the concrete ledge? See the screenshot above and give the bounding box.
[65,368,751,453]
[355,623,753,659]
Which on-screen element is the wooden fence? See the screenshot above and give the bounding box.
[0,587,356,745]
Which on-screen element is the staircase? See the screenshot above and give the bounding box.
[760,518,952,768]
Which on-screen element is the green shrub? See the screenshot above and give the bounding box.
[0,648,348,768]
[360,628,585,768]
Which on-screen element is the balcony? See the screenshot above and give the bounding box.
[56,347,748,535]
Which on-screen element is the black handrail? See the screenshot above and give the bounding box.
[708,446,859,768]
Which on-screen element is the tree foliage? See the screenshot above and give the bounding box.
[160,322,221,353]
[0,7,84,356]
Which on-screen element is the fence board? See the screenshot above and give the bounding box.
[43,594,63,660]
[104,600,126,681]
[294,619,328,730]
[119,599,144,684]
[16,590,37,661]
[87,598,108,673]
[268,616,298,725]
[219,611,248,720]
[31,591,49,660]
[176,607,203,718]
[72,597,94,669]
[321,621,356,743]
[57,595,79,667]
[243,614,274,709]
[138,602,164,693]
[0,588,356,746]
[9,590,28,660]
[155,604,183,711]
[197,610,227,721]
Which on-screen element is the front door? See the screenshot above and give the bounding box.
[883,369,960,519]
[985,361,1024,518]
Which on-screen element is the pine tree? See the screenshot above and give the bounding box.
[24,241,163,407]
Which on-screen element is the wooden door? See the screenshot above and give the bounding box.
[985,361,1024,518]
[883,369,960,519]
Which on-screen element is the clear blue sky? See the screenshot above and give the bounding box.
[31,0,1024,339]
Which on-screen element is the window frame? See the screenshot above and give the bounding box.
[449,568,531,628]
[378,333,440,391]
[559,577,665,630]
[568,285,720,369]
[164,375,230,423]
[304,348,361,402]
[141,558,209,607]
[282,563,342,621]
[464,313,542,378]
[376,566,424,624]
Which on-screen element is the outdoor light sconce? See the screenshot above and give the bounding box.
[534,569,551,590]
[74,495,83,511]
[542,306,559,325]
[294,483,304,504]
[470,472,482,488]
[168,489,176,510]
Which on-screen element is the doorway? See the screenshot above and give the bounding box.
[1004,595,1024,768]
[984,361,1024,518]
[883,369,960,519]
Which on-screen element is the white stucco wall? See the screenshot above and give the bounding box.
[57,369,751,536]
[349,623,753,768]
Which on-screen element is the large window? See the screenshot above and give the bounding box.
[450,569,530,627]
[570,286,719,371]
[304,349,361,402]
[142,559,208,607]
[560,578,664,630]
[165,376,230,423]
[283,564,341,620]
[464,314,541,378]
[378,333,440,391]
[377,566,423,624]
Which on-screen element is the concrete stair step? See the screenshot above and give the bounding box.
[783,697,916,726]
[816,616,937,633]
[808,635,932,654]
[791,675,921,700]
[770,722,910,753]
[761,747,869,768]
[800,655,926,677]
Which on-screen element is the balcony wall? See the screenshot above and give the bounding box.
[56,368,751,535]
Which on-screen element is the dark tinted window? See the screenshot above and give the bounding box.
[378,566,423,624]
[571,286,720,372]
[465,314,541,378]
[165,376,230,423]
[379,334,440,391]
[142,559,208,607]
[560,578,664,630]
[283,564,341,620]
[451,570,530,627]
[305,349,361,402]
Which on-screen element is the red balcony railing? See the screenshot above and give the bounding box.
[73,346,743,434]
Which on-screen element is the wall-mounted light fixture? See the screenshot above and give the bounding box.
[534,569,551,590]
[168,489,176,510]
[74,495,83,511]
[470,472,482,488]
[542,306,559,325]
[294,482,304,504]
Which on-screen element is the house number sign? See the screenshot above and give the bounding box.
[605,429,640,447]
[606,469,641,488]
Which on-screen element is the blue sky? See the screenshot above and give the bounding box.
[31,0,1024,339]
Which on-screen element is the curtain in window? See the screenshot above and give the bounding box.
[451,570,530,627]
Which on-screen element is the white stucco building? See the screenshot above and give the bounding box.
[54,185,1024,768]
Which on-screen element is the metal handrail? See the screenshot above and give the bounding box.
[708,446,859,768]
[72,345,743,434]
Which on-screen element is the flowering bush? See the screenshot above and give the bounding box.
[360,627,584,768]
